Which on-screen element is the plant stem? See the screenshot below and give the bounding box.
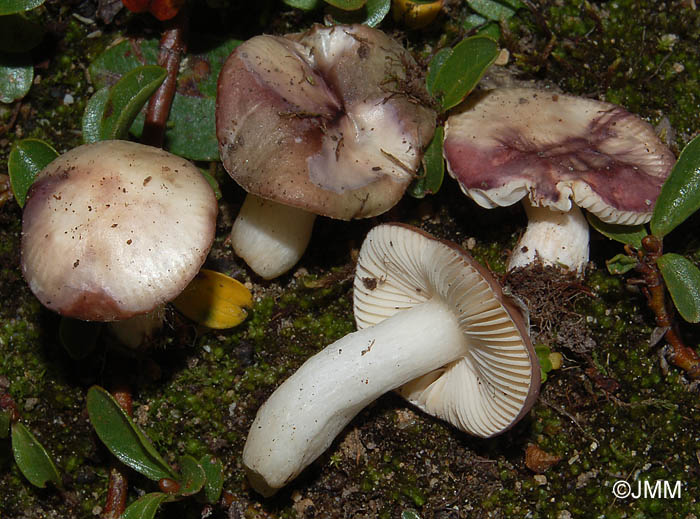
[141,8,189,148]
[632,236,700,379]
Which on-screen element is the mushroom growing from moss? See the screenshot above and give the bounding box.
[216,24,436,279]
[242,223,539,496]
[21,140,218,347]
[443,88,675,273]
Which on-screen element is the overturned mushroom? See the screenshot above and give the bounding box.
[216,24,436,279]
[21,140,217,346]
[243,223,539,496]
[443,88,674,273]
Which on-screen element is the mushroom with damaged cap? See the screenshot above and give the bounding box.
[216,24,436,279]
[242,223,540,496]
[21,140,218,347]
[443,88,675,273]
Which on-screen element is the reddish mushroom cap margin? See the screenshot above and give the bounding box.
[21,140,218,321]
[216,24,436,220]
[443,88,675,225]
[354,223,540,437]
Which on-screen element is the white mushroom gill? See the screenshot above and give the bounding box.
[242,224,537,496]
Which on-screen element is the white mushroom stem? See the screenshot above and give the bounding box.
[243,297,466,496]
[230,194,316,280]
[108,306,165,349]
[507,203,590,274]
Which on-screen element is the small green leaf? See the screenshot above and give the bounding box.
[463,14,501,39]
[99,65,167,141]
[59,317,103,360]
[606,253,638,275]
[329,0,390,26]
[402,510,423,519]
[0,0,45,15]
[11,422,62,489]
[82,87,110,144]
[0,410,11,439]
[586,213,648,249]
[651,135,700,238]
[467,0,521,20]
[121,492,169,519]
[176,455,206,496]
[199,454,224,504]
[658,253,700,323]
[282,0,321,9]
[87,386,176,482]
[430,36,499,112]
[0,52,33,103]
[89,37,241,160]
[408,125,445,198]
[325,0,366,10]
[0,14,44,53]
[8,138,59,207]
[425,47,452,98]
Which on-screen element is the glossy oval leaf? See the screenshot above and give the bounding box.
[651,135,700,238]
[82,87,109,144]
[172,269,253,329]
[408,125,445,198]
[586,213,648,249]
[0,0,45,15]
[425,47,452,98]
[0,52,33,103]
[657,253,700,323]
[99,65,166,141]
[59,317,102,360]
[430,36,499,112]
[11,422,62,489]
[176,455,206,496]
[8,138,59,207]
[200,454,224,504]
[0,14,44,53]
[121,492,169,519]
[330,0,390,26]
[86,386,175,481]
[467,0,521,20]
[325,0,366,10]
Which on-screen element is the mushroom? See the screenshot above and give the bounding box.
[242,223,539,496]
[21,140,218,347]
[443,88,675,273]
[216,24,436,279]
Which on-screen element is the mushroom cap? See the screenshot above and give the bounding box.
[444,88,675,225]
[353,223,540,437]
[216,24,436,220]
[21,140,218,321]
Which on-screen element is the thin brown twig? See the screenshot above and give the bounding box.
[140,8,189,148]
[629,236,700,379]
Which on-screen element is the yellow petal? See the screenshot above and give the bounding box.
[172,269,253,329]
[392,0,443,29]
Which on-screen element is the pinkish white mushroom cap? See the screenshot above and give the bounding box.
[217,24,436,220]
[21,140,218,321]
[216,24,436,279]
[242,223,538,496]
[443,88,674,271]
